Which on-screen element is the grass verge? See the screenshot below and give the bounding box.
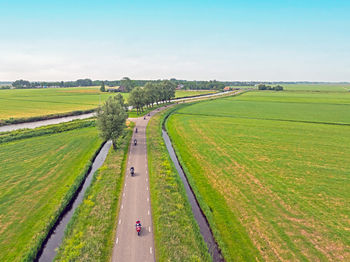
[147,107,211,262]
[54,123,134,261]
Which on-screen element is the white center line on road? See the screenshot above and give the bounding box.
[149,226,151,232]
[147,197,149,202]
[119,219,121,225]
[116,238,118,244]
[148,210,150,215]
[121,204,123,209]
[123,192,125,197]
[150,247,152,254]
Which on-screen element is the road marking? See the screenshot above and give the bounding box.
[119,219,121,225]
[121,204,123,209]
[146,177,148,182]
[147,197,149,202]
[150,247,152,254]
[149,226,151,232]
[148,210,150,215]
[123,192,125,197]
[116,238,118,244]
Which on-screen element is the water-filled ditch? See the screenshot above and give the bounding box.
[35,140,112,262]
[162,129,224,262]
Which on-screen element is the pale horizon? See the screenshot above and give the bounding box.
[1,0,349,82]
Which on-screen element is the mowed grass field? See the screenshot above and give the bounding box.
[166,91,350,261]
[282,84,350,92]
[0,126,101,261]
[0,87,126,120]
[175,90,218,98]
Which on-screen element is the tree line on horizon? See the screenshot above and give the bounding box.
[11,78,228,91]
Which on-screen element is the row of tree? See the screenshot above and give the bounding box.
[11,78,229,91]
[128,80,176,114]
[257,84,284,91]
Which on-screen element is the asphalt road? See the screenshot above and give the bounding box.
[111,109,160,262]
[111,91,243,261]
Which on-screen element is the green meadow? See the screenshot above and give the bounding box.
[282,83,350,91]
[0,87,126,121]
[0,125,102,261]
[166,91,350,261]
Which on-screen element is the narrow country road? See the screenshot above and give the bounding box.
[112,108,162,262]
[111,91,243,261]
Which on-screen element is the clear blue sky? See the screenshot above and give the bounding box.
[0,0,349,81]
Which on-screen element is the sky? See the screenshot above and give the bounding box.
[0,0,349,82]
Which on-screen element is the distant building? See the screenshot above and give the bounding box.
[223,86,231,91]
[176,84,184,90]
[118,85,126,92]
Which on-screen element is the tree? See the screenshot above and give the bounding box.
[258,84,267,90]
[120,77,135,92]
[76,79,93,86]
[12,79,31,89]
[273,85,284,91]
[96,94,128,149]
[161,80,176,102]
[144,82,157,107]
[128,86,145,114]
[100,81,106,92]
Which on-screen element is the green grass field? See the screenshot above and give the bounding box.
[0,87,127,120]
[235,84,350,92]
[0,87,216,122]
[166,91,350,261]
[282,84,350,92]
[147,108,211,261]
[55,124,132,261]
[0,126,102,261]
[175,90,218,98]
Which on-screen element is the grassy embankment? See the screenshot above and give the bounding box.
[0,121,102,261]
[175,90,218,98]
[147,107,211,261]
[55,123,133,261]
[166,90,350,261]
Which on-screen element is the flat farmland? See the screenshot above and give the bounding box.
[0,87,214,121]
[282,84,350,92]
[166,91,350,261]
[0,87,125,120]
[0,127,101,261]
